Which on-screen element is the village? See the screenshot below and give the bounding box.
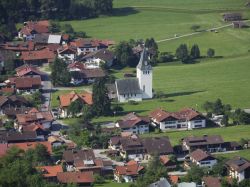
[1,2,250,187]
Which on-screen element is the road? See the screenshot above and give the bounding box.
[93,149,124,166]
[157,20,250,43]
[41,73,52,111]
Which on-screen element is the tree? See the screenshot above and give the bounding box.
[61,23,74,34]
[175,44,189,63]
[185,165,205,184]
[51,58,71,86]
[158,52,174,63]
[49,21,61,33]
[207,48,215,58]
[31,91,43,107]
[191,25,201,32]
[114,41,136,67]
[68,99,83,117]
[92,78,111,116]
[190,44,200,59]
[221,115,229,126]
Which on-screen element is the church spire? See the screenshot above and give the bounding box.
[137,48,152,71]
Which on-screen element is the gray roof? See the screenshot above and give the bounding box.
[116,79,141,95]
[148,178,171,187]
[83,49,114,62]
[34,34,49,44]
[137,48,152,71]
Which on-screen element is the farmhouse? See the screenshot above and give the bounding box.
[115,112,150,134]
[15,64,44,77]
[37,165,63,182]
[225,156,250,182]
[115,48,153,102]
[58,91,93,118]
[56,171,94,186]
[202,176,221,187]
[182,135,225,153]
[57,46,77,62]
[18,20,50,40]
[160,155,177,170]
[185,149,217,169]
[0,131,37,143]
[82,48,115,69]
[150,108,206,131]
[21,122,48,140]
[223,13,242,21]
[9,141,52,154]
[114,160,144,183]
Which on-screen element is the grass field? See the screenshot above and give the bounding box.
[142,125,250,146]
[95,181,131,187]
[62,0,250,57]
[215,149,250,160]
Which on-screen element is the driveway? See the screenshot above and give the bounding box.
[93,149,124,166]
[40,73,52,111]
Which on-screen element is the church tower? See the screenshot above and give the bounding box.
[136,48,153,99]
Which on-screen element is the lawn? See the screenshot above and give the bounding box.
[95,181,131,187]
[61,0,250,58]
[214,149,250,160]
[113,54,250,115]
[142,125,250,146]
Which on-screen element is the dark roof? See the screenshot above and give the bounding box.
[0,95,29,108]
[63,149,95,163]
[71,68,106,79]
[33,34,49,44]
[226,156,250,172]
[57,171,94,184]
[142,137,173,155]
[202,176,221,187]
[83,49,114,62]
[0,96,9,107]
[120,135,145,151]
[183,135,224,147]
[189,149,215,162]
[116,78,141,95]
[117,113,150,129]
[0,131,37,143]
[137,48,152,71]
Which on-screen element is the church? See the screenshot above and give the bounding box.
[114,48,153,103]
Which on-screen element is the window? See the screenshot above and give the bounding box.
[194,120,202,123]
[194,125,202,128]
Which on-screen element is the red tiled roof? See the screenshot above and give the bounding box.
[20,20,50,36]
[59,91,93,107]
[150,108,204,122]
[22,122,45,132]
[21,48,56,62]
[2,41,35,51]
[118,112,150,128]
[67,62,85,71]
[58,46,77,54]
[16,64,43,77]
[0,87,15,94]
[160,155,171,165]
[9,141,52,154]
[57,171,94,184]
[14,76,41,89]
[202,176,221,187]
[189,149,215,162]
[115,162,144,176]
[16,110,53,125]
[169,175,179,184]
[37,165,63,178]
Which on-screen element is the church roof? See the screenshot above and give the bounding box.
[116,79,141,95]
[137,48,152,71]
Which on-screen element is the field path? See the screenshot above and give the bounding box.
[157,20,250,43]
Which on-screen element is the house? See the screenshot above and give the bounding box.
[160,155,177,170]
[70,38,112,55]
[149,108,206,131]
[142,137,174,160]
[15,108,54,129]
[21,122,48,140]
[185,149,217,169]
[202,176,221,187]
[0,95,29,115]
[223,13,242,21]
[48,135,65,147]
[182,135,225,153]
[169,175,180,185]
[62,149,113,175]
[178,182,197,187]
[1,41,35,52]
[70,68,106,85]
[82,49,115,69]
[225,156,250,182]
[37,165,63,182]
[15,64,44,77]
[148,178,171,187]
[57,46,77,61]
[118,135,145,160]
[115,112,150,134]
[9,141,52,155]
[0,131,37,143]
[115,48,153,102]
[114,160,144,183]
[57,171,94,186]
[21,48,56,65]
[9,76,42,94]
[18,20,50,40]
[68,62,85,72]
[59,91,93,118]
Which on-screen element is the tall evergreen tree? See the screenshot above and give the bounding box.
[190,44,200,59]
[51,58,71,86]
[92,78,111,116]
[176,44,189,63]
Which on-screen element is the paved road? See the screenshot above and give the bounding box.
[41,74,52,111]
[93,149,124,166]
[157,20,250,43]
